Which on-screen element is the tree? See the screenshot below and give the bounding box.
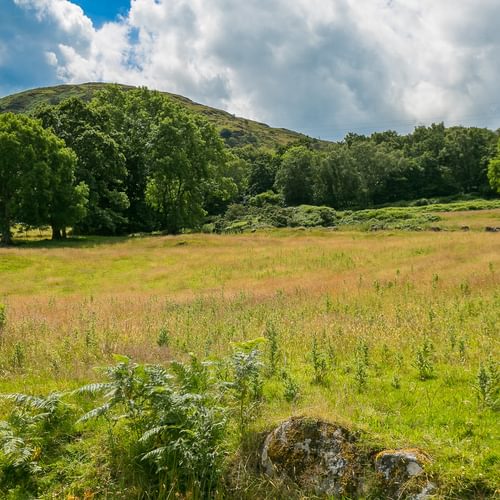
[403,123,450,198]
[245,148,278,196]
[146,110,226,233]
[274,146,315,205]
[0,113,85,244]
[488,138,500,193]
[90,87,228,234]
[440,127,497,194]
[313,145,364,209]
[34,98,128,235]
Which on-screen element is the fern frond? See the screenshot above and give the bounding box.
[141,446,167,462]
[77,403,111,423]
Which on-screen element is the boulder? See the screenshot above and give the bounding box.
[261,417,361,496]
[374,448,434,498]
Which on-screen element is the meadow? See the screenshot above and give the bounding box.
[0,215,499,497]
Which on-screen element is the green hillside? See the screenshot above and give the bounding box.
[0,82,316,149]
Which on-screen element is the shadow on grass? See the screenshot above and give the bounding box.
[10,235,130,249]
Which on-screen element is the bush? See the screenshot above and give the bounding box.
[289,205,337,227]
[249,191,284,207]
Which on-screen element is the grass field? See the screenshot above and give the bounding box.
[0,218,499,497]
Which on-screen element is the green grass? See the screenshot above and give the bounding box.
[0,227,498,498]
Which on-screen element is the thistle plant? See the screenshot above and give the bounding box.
[311,336,328,385]
[281,371,300,403]
[475,361,499,410]
[265,322,280,376]
[414,337,434,381]
[156,325,170,347]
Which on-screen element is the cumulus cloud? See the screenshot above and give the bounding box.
[2,0,500,138]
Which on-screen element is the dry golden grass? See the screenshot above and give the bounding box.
[1,229,498,384]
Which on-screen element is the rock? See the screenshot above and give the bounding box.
[375,448,433,498]
[261,417,361,496]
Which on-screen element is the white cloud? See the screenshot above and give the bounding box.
[2,0,500,138]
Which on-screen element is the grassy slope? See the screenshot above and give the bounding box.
[0,82,314,149]
[0,223,499,496]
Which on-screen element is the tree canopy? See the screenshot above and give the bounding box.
[0,113,85,244]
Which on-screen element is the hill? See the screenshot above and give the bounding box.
[0,82,319,149]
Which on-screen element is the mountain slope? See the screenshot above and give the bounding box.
[0,82,319,149]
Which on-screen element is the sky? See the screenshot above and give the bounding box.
[1,0,500,140]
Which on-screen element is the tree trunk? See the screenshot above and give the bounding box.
[0,224,12,245]
[51,225,62,240]
[62,227,67,239]
[0,203,12,245]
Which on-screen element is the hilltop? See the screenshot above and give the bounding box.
[0,82,319,149]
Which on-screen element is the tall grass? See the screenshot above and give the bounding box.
[0,228,498,497]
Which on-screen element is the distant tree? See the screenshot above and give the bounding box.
[440,127,497,194]
[0,113,86,244]
[313,145,364,209]
[403,123,450,198]
[203,152,244,215]
[233,146,277,195]
[488,138,500,193]
[275,146,316,205]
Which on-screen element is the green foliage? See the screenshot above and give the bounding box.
[310,337,328,385]
[475,361,498,410]
[0,392,74,496]
[91,86,228,234]
[281,371,300,403]
[77,355,227,497]
[226,342,264,436]
[34,98,128,236]
[145,109,226,233]
[0,113,85,244]
[264,322,280,376]
[353,340,369,392]
[10,343,25,370]
[156,325,170,347]
[0,303,5,329]
[275,146,316,205]
[414,338,435,381]
[249,190,284,208]
[487,138,500,193]
[0,83,304,149]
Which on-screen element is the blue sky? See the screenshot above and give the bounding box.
[2,0,500,139]
[71,0,130,26]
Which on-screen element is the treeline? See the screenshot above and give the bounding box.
[232,125,500,211]
[1,85,499,243]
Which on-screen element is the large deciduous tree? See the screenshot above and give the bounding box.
[34,98,128,235]
[0,113,86,244]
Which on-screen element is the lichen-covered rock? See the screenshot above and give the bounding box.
[375,448,434,498]
[261,417,361,496]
